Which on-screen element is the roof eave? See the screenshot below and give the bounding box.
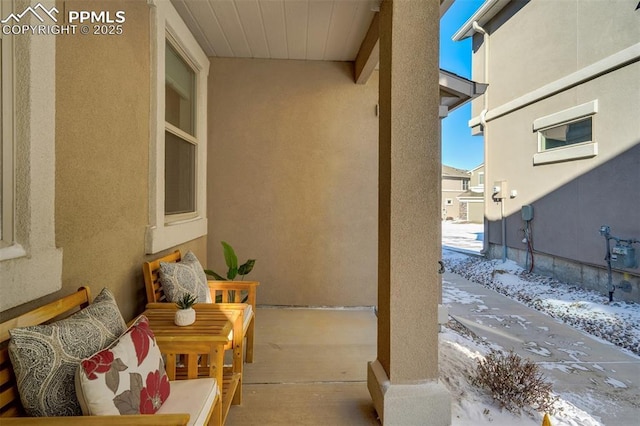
[451,0,511,41]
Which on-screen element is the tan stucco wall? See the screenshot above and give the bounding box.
[1,0,206,322]
[53,0,151,322]
[207,58,378,306]
[0,0,62,313]
[442,178,466,220]
[486,0,639,108]
[485,62,640,268]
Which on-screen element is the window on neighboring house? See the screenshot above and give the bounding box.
[1,18,13,248]
[478,172,485,186]
[539,117,592,151]
[462,180,469,191]
[533,100,598,165]
[146,0,209,254]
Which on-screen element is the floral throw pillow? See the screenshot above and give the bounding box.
[75,315,170,415]
[158,251,210,303]
[8,288,127,417]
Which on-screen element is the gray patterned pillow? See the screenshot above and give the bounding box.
[158,251,209,303]
[8,288,127,417]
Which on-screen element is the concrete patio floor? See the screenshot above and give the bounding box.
[225,307,381,425]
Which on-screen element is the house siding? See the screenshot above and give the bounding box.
[1,0,206,322]
[474,0,640,301]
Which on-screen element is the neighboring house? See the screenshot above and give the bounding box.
[457,163,484,223]
[0,1,462,424]
[454,0,640,302]
[441,165,470,221]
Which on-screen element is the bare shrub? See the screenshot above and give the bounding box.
[471,349,558,414]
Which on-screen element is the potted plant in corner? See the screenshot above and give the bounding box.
[204,241,256,302]
[174,293,197,326]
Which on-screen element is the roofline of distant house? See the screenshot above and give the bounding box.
[468,163,484,173]
[452,0,511,41]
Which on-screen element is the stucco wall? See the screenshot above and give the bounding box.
[485,62,640,266]
[207,59,378,306]
[1,0,206,322]
[0,0,62,313]
[486,0,639,108]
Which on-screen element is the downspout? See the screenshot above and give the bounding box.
[473,21,495,259]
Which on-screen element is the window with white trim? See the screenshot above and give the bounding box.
[146,0,209,254]
[0,0,62,311]
[1,5,14,248]
[165,40,197,219]
[533,100,598,165]
[478,172,485,186]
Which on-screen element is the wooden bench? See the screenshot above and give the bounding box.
[142,250,259,363]
[0,287,221,425]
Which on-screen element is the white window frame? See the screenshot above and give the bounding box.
[146,0,209,254]
[533,100,598,165]
[0,0,62,311]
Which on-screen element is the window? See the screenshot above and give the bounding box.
[533,100,598,165]
[462,180,469,191]
[0,0,62,311]
[165,41,196,218]
[539,117,592,151]
[478,172,485,186]
[146,0,209,254]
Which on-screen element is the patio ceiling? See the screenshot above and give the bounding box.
[170,0,482,109]
[171,0,455,61]
[170,0,380,61]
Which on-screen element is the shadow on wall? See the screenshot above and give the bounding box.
[487,142,640,297]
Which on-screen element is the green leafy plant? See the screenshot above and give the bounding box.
[176,293,197,310]
[204,241,256,281]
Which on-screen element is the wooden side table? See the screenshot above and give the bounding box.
[142,305,242,424]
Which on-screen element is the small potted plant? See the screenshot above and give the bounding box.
[174,293,197,326]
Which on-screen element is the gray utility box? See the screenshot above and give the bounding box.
[611,244,638,269]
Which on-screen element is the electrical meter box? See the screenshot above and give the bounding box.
[611,244,638,269]
[521,205,534,221]
[492,180,508,199]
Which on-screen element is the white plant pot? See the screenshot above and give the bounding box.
[174,308,196,326]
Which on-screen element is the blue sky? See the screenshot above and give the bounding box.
[440,0,485,171]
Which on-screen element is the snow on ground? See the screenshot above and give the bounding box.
[442,250,640,356]
[439,222,639,425]
[440,326,604,426]
[442,220,640,356]
[442,221,484,253]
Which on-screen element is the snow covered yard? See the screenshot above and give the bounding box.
[440,222,640,425]
[440,324,603,426]
[442,250,640,356]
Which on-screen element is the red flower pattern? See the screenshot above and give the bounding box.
[139,370,170,414]
[82,349,114,380]
[130,316,155,366]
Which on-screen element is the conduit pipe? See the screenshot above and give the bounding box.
[472,20,497,259]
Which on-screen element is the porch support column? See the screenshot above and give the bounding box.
[368,1,451,425]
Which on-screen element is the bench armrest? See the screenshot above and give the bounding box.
[0,414,190,425]
[206,280,258,306]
